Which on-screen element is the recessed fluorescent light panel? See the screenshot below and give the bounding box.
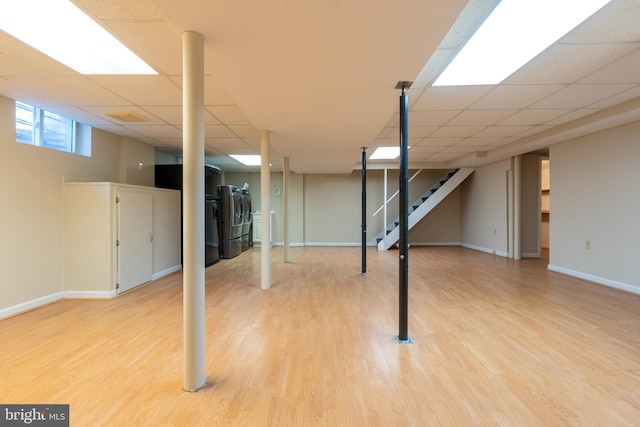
[0,0,157,74]
[433,0,612,86]
[370,146,411,160]
[230,155,262,166]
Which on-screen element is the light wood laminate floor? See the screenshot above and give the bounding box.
[1,247,639,426]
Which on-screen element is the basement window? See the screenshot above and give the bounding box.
[16,101,90,156]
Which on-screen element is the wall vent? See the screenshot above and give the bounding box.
[105,110,151,123]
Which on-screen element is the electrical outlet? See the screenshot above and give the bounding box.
[585,240,591,250]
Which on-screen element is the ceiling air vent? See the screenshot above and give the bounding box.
[105,110,150,123]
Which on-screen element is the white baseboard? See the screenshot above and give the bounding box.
[408,242,461,247]
[1,267,183,320]
[0,292,64,320]
[151,265,182,281]
[461,243,508,257]
[64,290,117,299]
[547,265,640,295]
[268,242,305,247]
[303,242,377,247]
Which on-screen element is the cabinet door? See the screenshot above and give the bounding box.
[117,190,153,293]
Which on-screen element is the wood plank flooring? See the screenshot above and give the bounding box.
[1,246,639,426]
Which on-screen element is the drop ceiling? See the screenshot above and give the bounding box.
[0,0,638,173]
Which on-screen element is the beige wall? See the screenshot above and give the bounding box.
[225,171,305,245]
[118,136,156,185]
[520,154,543,257]
[549,121,640,292]
[0,95,157,315]
[460,159,510,256]
[225,169,462,246]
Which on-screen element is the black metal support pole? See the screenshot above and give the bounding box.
[396,81,412,344]
[361,147,367,274]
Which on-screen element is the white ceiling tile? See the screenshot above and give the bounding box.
[125,124,182,138]
[411,86,493,110]
[206,106,253,125]
[447,109,515,126]
[409,110,459,126]
[588,85,640,109]
[0,78,66,107]
[416,137,463,146]
[140,106,182,124]
[498,109,575,125]
[473,126,532,138]
[383,126,437,139]
[454,137,503,147]
[105,21,182,75]
[95,125,145,138]
[0,33,76,76]
[430,126,484,138]
[88,75,182,105]
[0,0,637,173]
[545,109,600,125]
[506,44,638,85]
[205,125,236,138]
[406,126,437,137]
[440,145,477,154]
[427,152,464,161]
[580,47,640,84]
[472,85,566,109]
[54,106,130,126]
[411,48,455,89]
[8,76,129,106]
[408,145,450,154]
[532,84,635,108]
[560,0,640,44]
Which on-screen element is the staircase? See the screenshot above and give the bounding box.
[376,168,474,250]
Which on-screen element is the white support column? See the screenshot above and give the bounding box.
[283,156,291,263]
[514,155,522,260]
[182,30,206,392]
[260,130,271,290]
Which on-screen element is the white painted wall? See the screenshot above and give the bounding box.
[549,121,640,292]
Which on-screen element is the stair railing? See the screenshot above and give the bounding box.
[372,169,422,217]
[373,169,422,249]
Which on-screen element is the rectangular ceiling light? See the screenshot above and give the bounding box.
[370,146,411,160]
[433,0,613,86]
[230,155,262,166]
[0,0,157,74]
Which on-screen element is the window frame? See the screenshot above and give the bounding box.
[15,101,78,154]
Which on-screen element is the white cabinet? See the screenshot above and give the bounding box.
[252,211,274,247]
[63,182,180,297]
